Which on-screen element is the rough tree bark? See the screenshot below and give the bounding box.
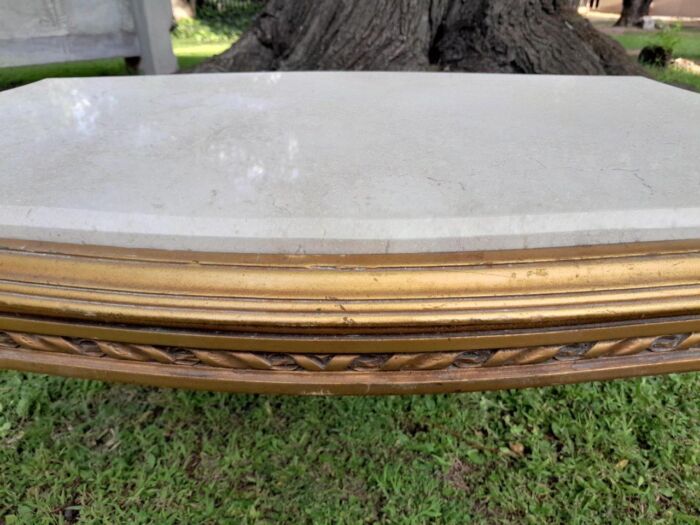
[615,0,653,27]
[191,0,642,75]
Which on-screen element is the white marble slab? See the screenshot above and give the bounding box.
[1,72,699,254]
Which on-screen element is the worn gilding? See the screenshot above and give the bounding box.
[0,239,699,394]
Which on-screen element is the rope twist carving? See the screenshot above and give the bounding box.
[1,331,699,373]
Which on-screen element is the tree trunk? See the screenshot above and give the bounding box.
[191,0,642,75]
[615,0,653,27]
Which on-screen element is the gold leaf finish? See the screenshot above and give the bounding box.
[2,331,699,372]
[0,239,700,394]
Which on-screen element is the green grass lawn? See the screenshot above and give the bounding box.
[173,41,232,69]
[612,30,700,61]
[2,371,700,523]
[645,66,700,92]
[609,27,700,92]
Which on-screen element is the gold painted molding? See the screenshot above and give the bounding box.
[3,331,699,372]
[2,331,700,395]
[1,239,700,393]
[1,238,700,335]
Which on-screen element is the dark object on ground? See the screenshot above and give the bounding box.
[191,0,643,75]
[638,45,672,67]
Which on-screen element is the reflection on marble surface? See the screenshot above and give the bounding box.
[1,72,699,253]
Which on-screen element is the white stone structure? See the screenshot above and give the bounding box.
[0,0,176,74]
[0,72,698,253]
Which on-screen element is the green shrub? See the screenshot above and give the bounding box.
[653,22,683,55]
[172,4,263,43]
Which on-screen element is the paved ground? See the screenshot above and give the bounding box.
[582,5,700,30]
[588,0,700,18]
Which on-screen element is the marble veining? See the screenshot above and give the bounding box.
[1,72,699,253]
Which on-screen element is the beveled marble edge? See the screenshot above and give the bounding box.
[4,237,700,266]
[1,205,700,253]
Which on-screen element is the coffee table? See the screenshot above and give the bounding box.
[1,72,699,394]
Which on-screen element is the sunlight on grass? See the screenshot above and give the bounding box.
[173,41,233,70]
[172,41,233,56]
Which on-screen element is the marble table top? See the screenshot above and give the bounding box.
[1,72,699,254]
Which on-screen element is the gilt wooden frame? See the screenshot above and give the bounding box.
[1,238,699,394]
